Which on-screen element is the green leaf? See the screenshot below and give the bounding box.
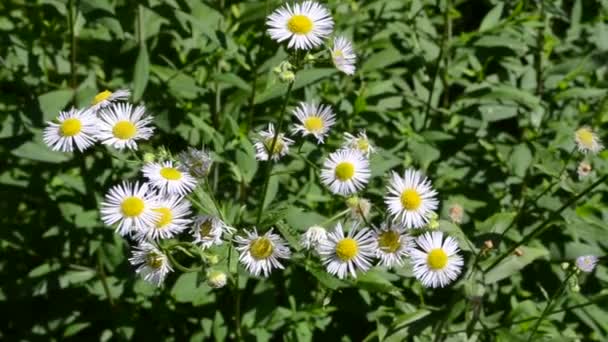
[484,246,549,283]
[132,45,150,102]
[477,212,516,234]
[12,141,71,163]
[479,3,504,31]
[38,89,74,121]
[510,143,533,178]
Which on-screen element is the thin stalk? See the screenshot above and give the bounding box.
[234,270,242,341]
[322,209,351,226]
[485,174,608,272]
[535,0,545,97]
[68,0,78,90]
[97,248,114,306]
[527,271,576,342]
[205,179,224,220]
[255,81,295,225]
[166,252,200,273]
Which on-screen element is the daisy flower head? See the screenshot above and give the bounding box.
[266,1,334,50]
[96,103,154,150]
[129,242,173,286]
[235,228,291,277]
[385,169,439,228]
[318,222,376,279]
[576,255,599,273]
[577,161,592,179]
[574,126,604,154]
[292,102,336,143]
[410,231,463,288]
[253,123,294,162]
[321,149,371,196]
[191,215,234,249]
[300,225,328,251]
[43,107,98,152]
[142,160,197,196]
[136,195,192,241]
[90,89,130,111]
[343,130,375,157]
[179,147,213,178]
[100,182,158,236]
[331,36,356,75]
[373,223,411,269]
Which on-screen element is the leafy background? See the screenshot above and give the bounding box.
[1,0,608,340]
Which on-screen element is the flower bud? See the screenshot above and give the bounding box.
[207,270,227,289]
[143,152,156,163]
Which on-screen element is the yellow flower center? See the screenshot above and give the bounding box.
[160,167,182,180]
[112,121,137,140]
[59,118,82,137]
[427,248,448,270]
[335,238,358,261]
[287,15,313,35]
[356,138,369,152]
[199,219,213,238]
[304,116,324,132]
[92,90,112,105]
[377,230,401,253]
[333,50,344,58]
[250,237,274,260]
[576,128,594,148]
[334,162,355,181]
[400,189,422,210]
[264,138,284,156]
[153,207,173,228]
[146,252,163,269]
[120,197,145,217]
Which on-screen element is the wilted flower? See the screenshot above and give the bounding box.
[179,147,213,178]
[448,203,464,224]
[254,123,294,162]
[129,242,173,286]
[577,161,592,179]
[343,131,374,157]
[576,255,599,273]
[346,196,371,221]
[373,223,410,268]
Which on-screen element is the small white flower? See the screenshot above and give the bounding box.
[300,225,328,251]
[331,36,356,75]
[235,228,291,277]
[43,108,98,152]
[266,1,334,50]
[179,147,213,178]
[373,223,411,269]
[346,196,371,221]
[385,169,439,228]
[207,270,228,289]
[100,182,158,236]
[575,126,604,154]
[410,231,463,288]
[318,222,376,279]
[96,103,154,150]
[576,255,599,273]
[142,160,197,196]
[321,149,371,196]
[254,123,294,161]
[135,195,192,241]
[292,102,336,143]
[191,215,234,249]
[577,161,592,180]
[90,89,130,111]
[129,242,173,286]
[343,131,374,157]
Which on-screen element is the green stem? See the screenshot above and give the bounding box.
[527,271,576,342]
[205,179,224,220]
[234,269,242,341]
[485,174,608,272]
[166,251,201,273]
[321,209,351,226]
[97,248,114,306]
[255,81,295,226]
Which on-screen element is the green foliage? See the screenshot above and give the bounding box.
[1,0,608,341]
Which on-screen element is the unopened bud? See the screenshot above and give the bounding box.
[207,270,227,289]
[143,152,155,163]
[448,204,464,224]
[514,248,524,257]
[279,70,295,83]
[561,262,570,270]
[207,254,220,265]
[484,240,494,250]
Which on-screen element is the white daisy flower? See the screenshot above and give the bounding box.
[235,228,291,277]
[100,182,159,236]
[96,103,154,150]
[577,161,592,180]
[266,1,334,50]
[574,126,604,154]
[300,225,328,251]
[385,169,439,228]
[292,102,336,143]
[373,223,411,268]
[343,130,375,157]
[135,195,192,241]
[142,160,197,196]
[410,231,463,288]
[43,108,98,152]
[253,123,294,162]
[191,215,234,249]
[320,149,371,196]
[576,255,599,273]
[90,89,130,111]
[331,36,356,75]
[129,242,173,286]
[318,222,376,279]
[179,147,213,178]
